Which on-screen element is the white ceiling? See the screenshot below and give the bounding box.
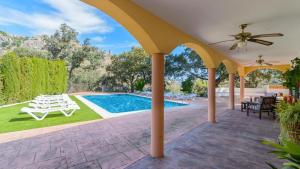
[133,0,300,65]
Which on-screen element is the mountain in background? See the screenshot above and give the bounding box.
[0,31,48,55]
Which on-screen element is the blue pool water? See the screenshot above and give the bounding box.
[83,94,187,113]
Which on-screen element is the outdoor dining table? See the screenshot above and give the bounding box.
[246,101,260,116]
[241,101,260,115]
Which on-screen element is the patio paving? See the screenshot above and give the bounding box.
[127,110,282,169]
[0,97,281,169]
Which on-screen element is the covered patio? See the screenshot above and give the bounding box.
[83,0,296,158]
[0,98,281,169]
[0,0,298,168]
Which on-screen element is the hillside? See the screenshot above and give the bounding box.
[0,31,46,55]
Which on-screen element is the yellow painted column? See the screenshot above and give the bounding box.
[229,73,235,110]
[240,76,245,102]
[208,68,216,123]
[151,53,165,158]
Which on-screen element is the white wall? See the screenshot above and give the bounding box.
[216,87,289,97]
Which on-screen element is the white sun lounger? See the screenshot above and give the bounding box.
[21,94,80,120]
[32,94,72,104]
[21,104,80,121]
[28,100,76,109]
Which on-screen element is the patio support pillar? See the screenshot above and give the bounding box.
[229,73,235,110]
[240,76,245,102]
[151,53,165,158]
[208,68,216,123]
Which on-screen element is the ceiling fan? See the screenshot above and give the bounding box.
[249,55,275,66]
[209,24,284,50]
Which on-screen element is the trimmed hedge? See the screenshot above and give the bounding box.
[0,52,67,104]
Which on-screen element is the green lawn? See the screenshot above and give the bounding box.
[0,96,102,133]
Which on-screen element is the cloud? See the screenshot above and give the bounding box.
[90,36,105,44]
[0,0,112,35]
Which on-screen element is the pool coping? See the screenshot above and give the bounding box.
[75,93,189,119]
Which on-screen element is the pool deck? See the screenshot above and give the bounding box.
[0,97,282,169]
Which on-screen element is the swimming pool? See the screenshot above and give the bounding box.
[83,94,187,113]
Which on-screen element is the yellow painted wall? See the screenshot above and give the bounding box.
[238,64,291,76]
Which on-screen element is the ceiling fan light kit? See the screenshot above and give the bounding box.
[237,41,246,48]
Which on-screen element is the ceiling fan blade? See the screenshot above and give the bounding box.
[250,33,284,39]
[229,42,238,50]
[265,62,273,66]
[247,39,273,46]
[209,39,235,45]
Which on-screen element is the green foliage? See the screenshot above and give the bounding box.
[0,52,67,104]
[1,41,9,48]
[0,73,4,104]
[262,139,300,169]
[13,47,51,58]
[181,77,194,93]
[43,23,78,60]
[192,79,208,97]
[165,47,228,87]
[66,39,100,92]
[0,31,8,36]
[43,25,104,92]
[1,52,21,103]
[276,101,300,143]
[245,69,283,88]
[104,47,151,92]
[282,57,300,98]
[135,79,146,91]
[165,81,181,94]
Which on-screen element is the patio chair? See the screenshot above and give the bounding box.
[252,96,276,119]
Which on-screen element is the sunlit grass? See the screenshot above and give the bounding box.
[0,96,102,133]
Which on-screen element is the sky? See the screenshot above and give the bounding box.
[0,0,184,54]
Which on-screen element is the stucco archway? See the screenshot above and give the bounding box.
[82,0,238,158]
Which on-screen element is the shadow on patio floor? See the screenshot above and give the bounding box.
[126,110,282,169]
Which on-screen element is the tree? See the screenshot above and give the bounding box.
[193,79,208,97]
[13,47,51,59]
[165,47,228,86]
[243,69,283,88]
[72,40,106,92]
[282,57,300,99]
[67,39,106,92]
[181,77,194,93]
[43,24,104,92]
[104,47,151,92]
[43,23,78,60]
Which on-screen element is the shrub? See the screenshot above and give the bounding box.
[165,81,181,94]
[276,101,300,143]
[1,53,21,103]
[192,79,208,97]
[0,52,67,104]
[135,79,145,91]
[262,139,300,169]
[0,69,5,105]
[181,77,194,93]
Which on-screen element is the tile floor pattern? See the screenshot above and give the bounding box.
[0,98,281,169]
[127,110,282,169]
